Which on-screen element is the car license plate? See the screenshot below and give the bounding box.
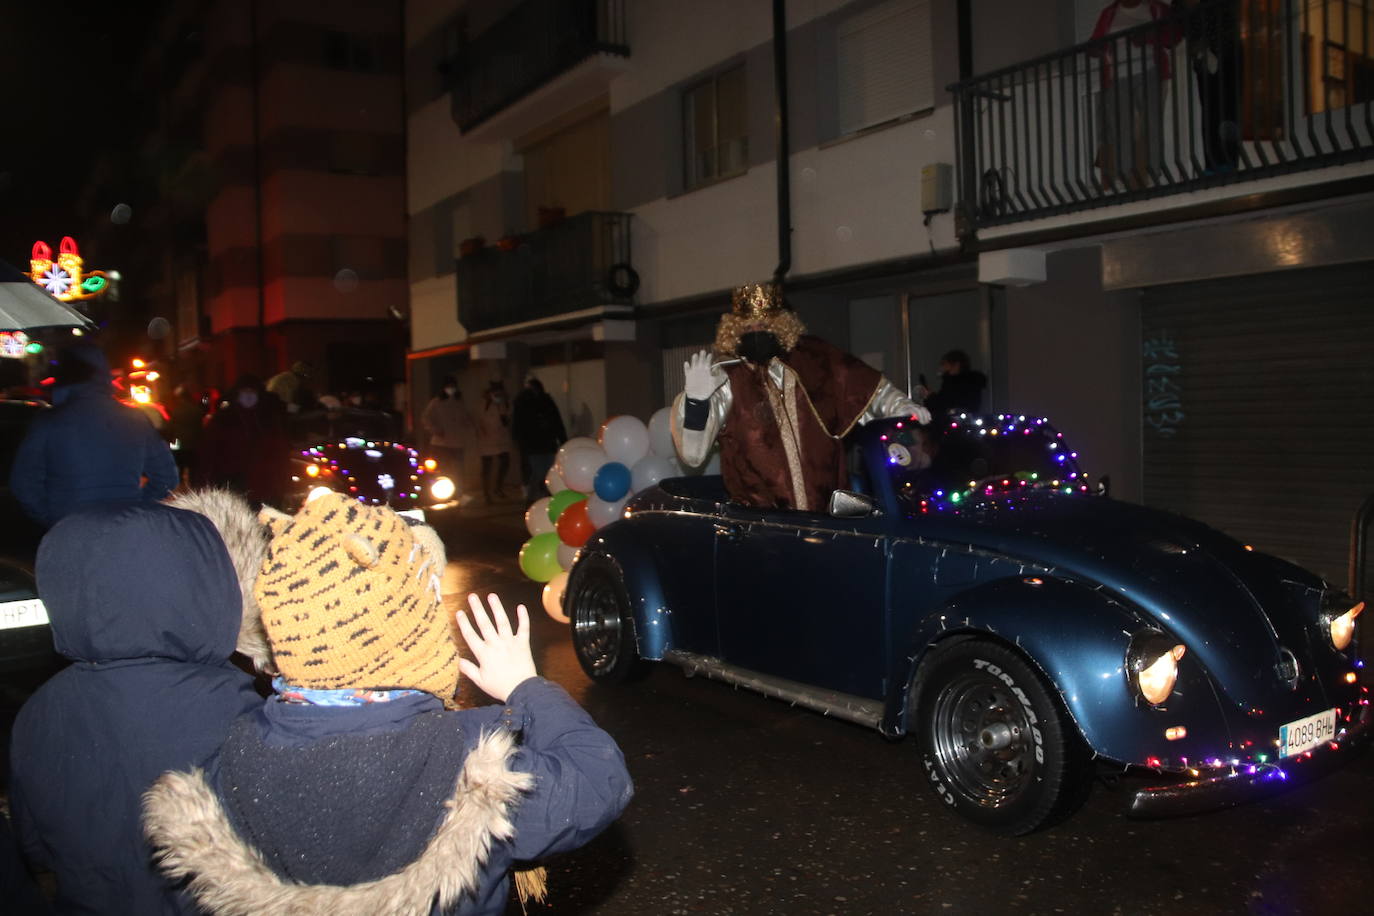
[397,508,426,522]
[0,598,49,631]
[1278,708,1337,758]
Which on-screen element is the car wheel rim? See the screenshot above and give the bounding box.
[572,575,621,675]
[930,670,1037,807]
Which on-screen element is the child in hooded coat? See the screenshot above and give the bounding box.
[8,502,261,913]
[142,493,633,915]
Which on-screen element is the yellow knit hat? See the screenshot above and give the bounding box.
[254,493,459,698]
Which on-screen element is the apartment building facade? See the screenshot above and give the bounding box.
[81,0,409,398]
[406,0,1373,585]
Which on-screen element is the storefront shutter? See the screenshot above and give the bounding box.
[1141,262,1374,587]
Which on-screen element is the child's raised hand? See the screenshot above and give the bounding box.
[456,592,537,702]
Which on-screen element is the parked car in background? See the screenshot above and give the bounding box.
[0,399,57,674]
[566,413,1368,834]
[286,407,459,516]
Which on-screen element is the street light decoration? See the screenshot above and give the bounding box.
[28,237,110,302]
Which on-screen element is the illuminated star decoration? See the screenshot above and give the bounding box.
[27,237,110,302]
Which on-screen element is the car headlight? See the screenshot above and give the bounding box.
[1324,596,1364,652]
[429,476,456,501]
[305,464,320,478]
[306,485,334,504]
[1127,631,1187,706]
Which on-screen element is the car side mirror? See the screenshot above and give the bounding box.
[828,489,878,518]
[1096,474,1111,497]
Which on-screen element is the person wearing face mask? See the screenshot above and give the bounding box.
[198,374,290,508]
[477,381,515,503]
[422,375,476,488]
[672,282,929,512]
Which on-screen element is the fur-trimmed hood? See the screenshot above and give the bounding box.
[143,730,532,916]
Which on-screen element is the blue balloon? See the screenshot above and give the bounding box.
[593,461,631,502]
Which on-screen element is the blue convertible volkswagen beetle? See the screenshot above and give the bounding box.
[565,413,1368,834]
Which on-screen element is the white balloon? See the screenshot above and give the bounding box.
[557,542,580,570]
[647,406,675,458]
[560,446,605,493]
[599,415,650,466]
[586,494,630,529]
[544,464,565,495]
[556,437,599,468]
[525,497,555,535]
[630,454,676,493]
[542,571,570,624]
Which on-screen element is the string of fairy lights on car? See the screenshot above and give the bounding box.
[882,413,1091,514]
[296,439,456,507]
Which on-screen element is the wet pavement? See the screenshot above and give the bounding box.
[3,501,1370,915]
[425,507,1374,916]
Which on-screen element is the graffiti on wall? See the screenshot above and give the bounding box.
[1143,332,1185,437]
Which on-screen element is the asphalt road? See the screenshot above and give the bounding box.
[3,503,1369,915]
[425,507,1374,916]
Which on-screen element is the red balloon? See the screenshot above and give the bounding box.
[554,498,595,548]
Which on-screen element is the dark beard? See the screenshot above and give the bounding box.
[738,331,783,365]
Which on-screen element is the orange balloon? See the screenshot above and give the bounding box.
[554,498,595,548]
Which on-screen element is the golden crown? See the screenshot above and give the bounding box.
[730,282,784,319]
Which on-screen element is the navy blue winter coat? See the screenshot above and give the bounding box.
[142,677,633,915]
[9,378,179,527]
[8,503,260,914]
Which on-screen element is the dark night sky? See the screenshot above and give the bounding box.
[1,1,162,268]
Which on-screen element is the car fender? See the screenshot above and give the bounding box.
[887,575,1231,766]
[576,522,672,660]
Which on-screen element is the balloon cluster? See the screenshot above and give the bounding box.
[521,406,718,622]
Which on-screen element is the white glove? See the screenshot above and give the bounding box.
[683,349,723,401]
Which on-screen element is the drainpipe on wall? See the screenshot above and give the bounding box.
[249,0,268,374]
[772,0,792,286]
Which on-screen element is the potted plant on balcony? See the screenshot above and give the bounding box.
[494,233,524,252]
[458,236,486,258]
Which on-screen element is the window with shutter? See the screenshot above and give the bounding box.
[836,0,933,136]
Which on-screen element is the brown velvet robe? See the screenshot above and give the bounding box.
[720,336,882,511]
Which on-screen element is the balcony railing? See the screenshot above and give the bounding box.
[448,0,629,134]
[457,211,634,335]
[950,0,1374,230]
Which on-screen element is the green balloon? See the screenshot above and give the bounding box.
[519,532,563,583]
[547,489,587,524]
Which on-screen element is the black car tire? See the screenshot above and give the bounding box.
[567,553,648,685]
[912,639,1090,835]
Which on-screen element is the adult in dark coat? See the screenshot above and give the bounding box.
[8,345,178,527]
[920,349,987,418]
[511,378,566,504]
[197,374,290,508]
[7,502,260,914]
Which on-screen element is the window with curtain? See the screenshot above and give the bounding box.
[683,64,748,189]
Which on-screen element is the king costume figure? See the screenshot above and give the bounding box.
[672,281,930,511]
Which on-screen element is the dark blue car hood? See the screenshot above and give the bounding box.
[921,494,1328,710]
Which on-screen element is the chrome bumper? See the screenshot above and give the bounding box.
[1128,701,1372,818]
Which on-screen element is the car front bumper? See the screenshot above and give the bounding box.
[1128,699,1372,818]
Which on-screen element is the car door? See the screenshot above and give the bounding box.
[714,502,889,698]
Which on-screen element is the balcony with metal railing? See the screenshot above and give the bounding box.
[950,0,1374,232]
[456,211,635,336]
[447,0,629,136]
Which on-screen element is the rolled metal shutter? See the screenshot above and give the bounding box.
[1141,262,1374,586]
